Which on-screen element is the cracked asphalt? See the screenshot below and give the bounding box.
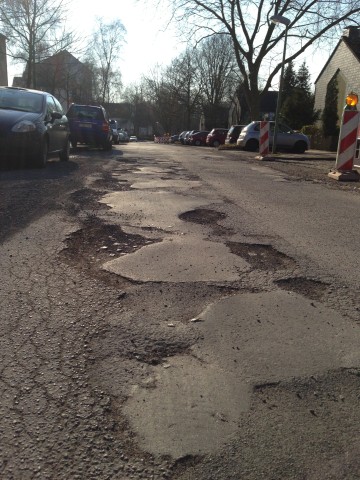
[1,144,360,479]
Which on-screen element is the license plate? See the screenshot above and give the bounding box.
[78,123,92,128]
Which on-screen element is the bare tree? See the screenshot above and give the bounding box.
[194,35,240,127]
[122,82,154,135]
[86,18,126,103]
[0,0,75,88]
[159,0,360,118]
[130,40,238,132]
[165,50,203,128]
[140,65,180,133]
[137,52,203,132]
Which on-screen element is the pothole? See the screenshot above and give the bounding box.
[185,174,201,181]
[91,322,196,367]
[179,208,226,225]
[226,242,297,271]
[117,157,139,163]
[179,208,233,235]
[68,187,106,211]
[128,339,191,365]
[275,277,330,301]
[92,176,131,191]
[60,217,160,286]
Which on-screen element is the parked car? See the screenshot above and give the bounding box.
[225,124,246,144]
[179,131,188,144]
[189,130,210,146]
[170,134,179,143]
[66,103,112,150]
[0,86,70,169]
[206,128,228,147]
[236,121,310,153]
[118,129,129,142]
[109,119,120,144]
[129,135,138,142]
[184,130,199,144]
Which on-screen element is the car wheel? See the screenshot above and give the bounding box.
[245,139,259,151]
[59,137,70,161]
[195,140,201,146]
[71,139,77,150]
[213,140,220,147]
[33,139,48,168]
[293,141,307,154]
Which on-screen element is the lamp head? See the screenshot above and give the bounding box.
[271,14,290,26]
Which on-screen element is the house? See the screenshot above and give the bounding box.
[13,50,92,109]
[0,33,8,86]
[314,26,360,120]
[228,89,278,125]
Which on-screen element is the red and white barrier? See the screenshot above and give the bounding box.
[334,110,360,171]
[329,109,360,180]
[259,121,269,157]
[154,136,171,144]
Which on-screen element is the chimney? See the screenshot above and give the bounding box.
[0,33,8,86]
[342,25,360,41]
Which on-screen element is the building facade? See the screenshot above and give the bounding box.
[13,50,92,109]
[314,26,360,118]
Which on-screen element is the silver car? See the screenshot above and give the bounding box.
[236,121,310,153]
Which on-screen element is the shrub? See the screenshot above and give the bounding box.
[300,124,320,136]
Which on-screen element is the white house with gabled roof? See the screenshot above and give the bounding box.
[314,26,360,119]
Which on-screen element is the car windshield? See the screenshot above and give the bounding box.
[0,89,43,113]
[278,123,294,133]
[251,121,294,134]
[67,106,103,120]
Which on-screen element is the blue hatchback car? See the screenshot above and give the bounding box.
[66,104,113,150]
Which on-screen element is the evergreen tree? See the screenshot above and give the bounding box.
[297,62,312,92]
[281,62,319,129]
[281,61,297,106]
[321,74,339,137]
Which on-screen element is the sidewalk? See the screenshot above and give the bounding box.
[278,150,360,170]
[267,149,336,161]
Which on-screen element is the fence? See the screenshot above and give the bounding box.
[154,136,171,144]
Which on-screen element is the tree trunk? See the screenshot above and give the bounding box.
[247,93,260,120]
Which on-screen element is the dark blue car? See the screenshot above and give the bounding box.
[0,86,70,168]
[66,104,113,150]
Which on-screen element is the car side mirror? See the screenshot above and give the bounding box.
[51,111,63,121]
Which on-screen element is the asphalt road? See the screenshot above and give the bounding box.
[1,143,360,479]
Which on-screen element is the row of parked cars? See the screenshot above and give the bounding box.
[0,86,130,169]
[174,122,310,153]
[175,128,230,147]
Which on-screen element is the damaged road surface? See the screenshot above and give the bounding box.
[1,143,360,479]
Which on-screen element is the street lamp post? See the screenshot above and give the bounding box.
[271,14,290,154]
